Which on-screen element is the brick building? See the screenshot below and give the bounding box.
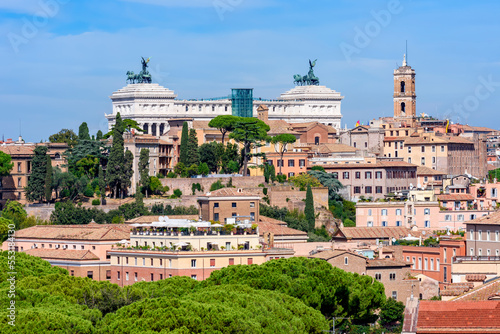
[197,188,260,223]
[0,141,68,208]
[339,125,385,156]
[310,249,419,303]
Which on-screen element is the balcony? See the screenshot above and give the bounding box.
[453,256,500,263]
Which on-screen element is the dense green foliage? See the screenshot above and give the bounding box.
[289,173,321,190]
[138,149,150,197]
[229,117,270,176]
[379,298,405,332]
[107,113,126,198]
[25,146,49,202]
[186,129,200,166]
[0,151,13,177]
[179,121,189,165]
[208,115,239,145]
[78,122,91,141]
[44,155,52,202]
[210,179,225,191]
[48,128,79,147]
[305,185,315,231]
[150,204,198,215]
[0,252,396,333]
[203,257,385,322]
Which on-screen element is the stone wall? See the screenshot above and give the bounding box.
[160,176,265,196]
[269,186,329,210]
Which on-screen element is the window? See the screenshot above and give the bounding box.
[496,231,499,241]
[375,273,381,281]
[267,160,273,165]
[87,271,93,279]
[432,146,436,152]
[421,157,425,165]
[250,212,255,221]
[232,202,237,208]
[117,257,120,265]
[432,157,436,164]
[160,274,163,280]
[343,172,349,179]
[458,214,464,221]
[17,178,21,187]
[424,258,428,270]
[365,172,372,179]
[355,171,361,179]
[229,258,234,265]
[126,272,129,281]
[424,176,428,182]
[487,249,491,256]
[430,258,434,270]
[470,229,474,240]
[250,202,255,208]
[478,230,482,240]
[134,272,138,281]
[392,291,397,299]
[478,248,482,256]
[376,186,383,194]
[375,171,382,179]
[425,221,430,228]
[315,136,320,145]
[445,215,451,221]
[389,273,396,281]
[396,209,402,216]
[382,221,388,227]
[470,214,476,220]
[436,259,440,271]
[288,159,295,167]
[408,146,412,153]
[368,209,372,216]
[354,186,361,194]
[487,230,491,241]
[381,209,387,216]
[160,259,162,266]
[247,258,253,265]
[299,159,305,167]
[214,202,219,208]
[191,275,197,280]
[191,259,196,268]
[117,271,120,280]
[412,257,416,269]
[401,102,406,113]
[441,145,445,152]
[367,221,373,227]
[210,259,215,267]
[213,213,219,221]
[288,172,295,178]
[151,258,153,266]
[418,258,422,269]
[421,146,425,153]
[143,258,145,266]
[400,81,405,93]
[277,159,283,167]
[344,257,348,265]
[365,186,372,194]
[396,221,402,227]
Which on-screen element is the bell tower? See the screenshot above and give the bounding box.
[393,54,416,120]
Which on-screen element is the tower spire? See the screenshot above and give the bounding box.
[403,54,406,66]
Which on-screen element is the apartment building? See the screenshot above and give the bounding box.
[108,218,290,286]
[1,223,131,280]
[197,188,260,223]
[0,141,68,208]
[320,160,417,201]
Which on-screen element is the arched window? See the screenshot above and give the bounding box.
[401,102,406,113]
[55,153,61,159]
[400,81,405,93]
[143,123,149,134]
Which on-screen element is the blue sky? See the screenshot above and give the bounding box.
[1,0,500,142]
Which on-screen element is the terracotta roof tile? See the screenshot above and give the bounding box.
[417,300,500,332]
[15,224,131,241]
[466,210,500,225]
[436,194,475,201]
[334,226,420,240]
[453,277,500,301]
[24,248,100,261]
[0,145,35,156]
[309,249,366,260]
[313,143,358,154]
[417,165,447,176]
[126,215,199,224]
[202,188,260,198]
[257,216,308,237]
[367,258,410,267]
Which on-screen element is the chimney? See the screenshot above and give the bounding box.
[257,104,269,122]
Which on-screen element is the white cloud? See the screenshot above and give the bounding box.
[0,0,50,15]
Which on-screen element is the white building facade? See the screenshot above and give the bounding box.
[105,83,344,134]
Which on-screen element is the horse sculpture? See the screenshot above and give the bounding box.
[293,59,320,86]
[126,57,153,84]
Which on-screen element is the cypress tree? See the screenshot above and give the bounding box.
[186,128,199,166]
[26,146,49,202]
[305,185,315,232]
[44,154,52,202]
[107,113,125,198]
[78,122,91,140]
[179,122,189,165]
[96,130,103,141]
[138,149,150,197]
[98,165,105,204]
[122,150,134,197]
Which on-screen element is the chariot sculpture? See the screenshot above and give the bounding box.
[126,57,152,84]
[293,59,320,86]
